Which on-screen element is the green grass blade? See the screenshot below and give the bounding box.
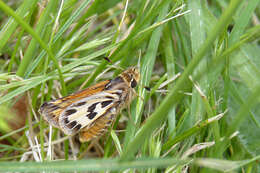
[0,158,191,172]
[23,0,92,78]
[0,0,38,52]
[120,0,241,160]
[0,0,66,95]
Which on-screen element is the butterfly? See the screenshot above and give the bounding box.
[39,67,140,142]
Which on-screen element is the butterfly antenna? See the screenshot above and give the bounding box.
[103,57,124,71]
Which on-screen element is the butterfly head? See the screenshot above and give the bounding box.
[120,67,140,88]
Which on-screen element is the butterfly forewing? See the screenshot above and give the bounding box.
[59,91,121,135]
[39,80,110,127]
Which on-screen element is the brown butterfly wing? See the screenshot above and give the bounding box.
[79,110,116,142]
[39,80,110,128]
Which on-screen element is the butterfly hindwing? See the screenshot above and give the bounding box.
[79,110,116,142]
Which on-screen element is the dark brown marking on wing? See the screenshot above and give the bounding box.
[49,104,60,110]
[64,117,69,124]
[87,102,99,113]
[65,109,77,116]
[67,121,77,129]
[74,124,82,131]
[105,96,114,99]
[114,91,123,97]
[86,112,97,119]
[101,100,113,108]
[74,101,86,107]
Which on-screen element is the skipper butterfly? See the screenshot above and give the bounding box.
[39,67,140,142]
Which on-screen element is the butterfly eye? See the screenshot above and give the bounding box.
[130,78,137,88]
